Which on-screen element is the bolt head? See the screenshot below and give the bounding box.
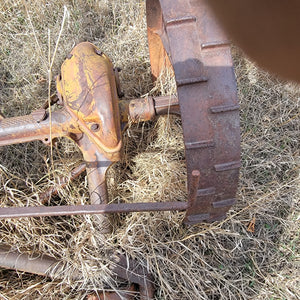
[91,123,100,132]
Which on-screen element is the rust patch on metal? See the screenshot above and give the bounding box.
[57,42,122,161]
[0,245,80,279]
[186,170,201,209]
[0,2,240,226]
[197,187,216,197]
[0,2,243,294]
[201,40,230,49]
[128,97,155,122]
[210,104,240,113]
[0,202,189,219]
[119,95,180,124]
[111,254,155,300]
[185,140,215,150]
[0,0,241,231]
[0,246,154,299]
[165,16,196,26]
[214,161,241,172]
[185,213,210,225]
[212,198,236,208]
[31,109,47,123]
[146,0,172,80]
[156,0,240,223]
[153,95,180,116]
[176,76,208,86]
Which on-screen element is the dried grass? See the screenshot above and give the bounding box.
[0,1,299,299]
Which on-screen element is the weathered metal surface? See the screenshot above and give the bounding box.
[0,42,124,231]
[146,0,172,79]
[113,67,124,98]
[119,95,179,124]
[147,0,240,223]
[0,42,123,236]
[31,108,47,123]
[56,42,122,162]
[0,94,179,213]
[0,246,80,279]
[57,42,123,232]
[0,41,160,299]
[187,170,201,209]
[152,95,180,116]
[0,43,122,160]
[0,201,188,219]
[39,94,179,202]
[111,254,155,300]
[128,97,156,123]
[0,110,71,146]
[0,246,154,300]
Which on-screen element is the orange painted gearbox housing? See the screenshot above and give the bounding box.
[56,42,122,161]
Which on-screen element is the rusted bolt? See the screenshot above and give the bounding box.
[91,123,100,132]
[95,49,103,56]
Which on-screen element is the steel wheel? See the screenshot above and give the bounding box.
[146,0,240,224]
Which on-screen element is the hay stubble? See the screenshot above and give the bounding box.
[0,1,299,299]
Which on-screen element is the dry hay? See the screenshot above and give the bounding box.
[0,1,299,299]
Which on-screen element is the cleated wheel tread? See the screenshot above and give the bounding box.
[146,0,240,224]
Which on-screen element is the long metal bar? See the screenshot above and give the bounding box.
[0,246,78,279]
[0,201,188,219]
[0,110,70,146]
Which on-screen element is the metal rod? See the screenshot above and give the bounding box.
[0,246,79,279]
[187,170,200,208]
[0,110,70,147]
[119,95,179,123]
[153,95,180,116]
[0,201,188,219]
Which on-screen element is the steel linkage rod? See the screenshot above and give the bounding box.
[0,245,79,279]
[0,201,188,219]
